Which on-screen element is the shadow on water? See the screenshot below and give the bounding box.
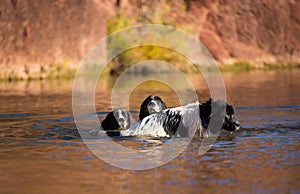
[0,69,299,193]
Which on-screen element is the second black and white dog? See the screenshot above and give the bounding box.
[121,98,240,137]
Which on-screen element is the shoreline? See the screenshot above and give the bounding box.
[0,62,299,82]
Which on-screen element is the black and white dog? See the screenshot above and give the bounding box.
[121,99,240,137]
[101,109,131,131]
[139,95,167,120]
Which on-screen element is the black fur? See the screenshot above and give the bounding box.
[101,109,130,131]
[161,109,182,136]
[199,98,240,132]
[139,95,167,120]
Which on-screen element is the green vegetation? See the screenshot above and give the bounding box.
[220,61,300,72]
[46,63,76,79]
[0,63,76,82]
[105,12,196,75]
[220,61,255,72]
[107,14,135,35]
[262,63,300,70]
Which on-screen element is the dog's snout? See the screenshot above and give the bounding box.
[233,118,240,130]
[223,115,241,131]
[148,101,156,107]
[117,118,127,130]
[118,117,125,123]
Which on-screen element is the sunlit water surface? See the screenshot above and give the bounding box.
[0,70,299,194]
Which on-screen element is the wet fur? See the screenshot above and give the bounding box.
[121,99,240,137]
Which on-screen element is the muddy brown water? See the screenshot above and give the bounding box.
[0,69,299,194]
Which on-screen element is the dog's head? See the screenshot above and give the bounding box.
[200,98,240,132]
[113,109,130,130]
[139,95,167,120]
[101,109,130,130]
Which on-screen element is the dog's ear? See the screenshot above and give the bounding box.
[162,101,167,109]
[202,99,227,120]
[199,101,212,127]
[139,99,149,120]
[226,104,234,115]
[212,100,227,115]
[101,112,119,130]
[202,98,213,108]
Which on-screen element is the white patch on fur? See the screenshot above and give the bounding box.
[121,102,205,137]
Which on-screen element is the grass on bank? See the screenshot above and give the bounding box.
[220,61,300,72]
[1,61,299,82]
[0,63,77,81]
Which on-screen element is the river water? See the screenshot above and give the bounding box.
[0,69,299,194]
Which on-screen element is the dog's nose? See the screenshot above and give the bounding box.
[149,101,156,107]
[234,120,240,130]
[234,119,239,125]
[118,118,125,123]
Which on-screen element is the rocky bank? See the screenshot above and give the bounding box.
[0,0,299,80]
